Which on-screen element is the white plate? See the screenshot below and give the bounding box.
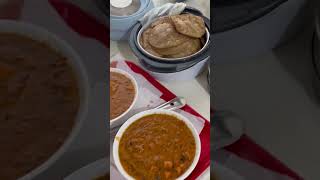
[64,158,108,180]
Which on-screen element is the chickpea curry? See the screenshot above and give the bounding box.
[119,114,196,179]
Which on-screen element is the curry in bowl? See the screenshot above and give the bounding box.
[110,70,136,120]
[0,33,80,179]
[117,112,198,179]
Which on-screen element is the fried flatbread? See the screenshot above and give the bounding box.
[148,22,189,49]
[140,27,162,57]
[165,38,201,58]
[150,16,171,28]
[156,38,201,58]
[139,14,205,58]
[170,14,206,38]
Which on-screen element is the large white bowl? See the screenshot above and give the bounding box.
[0,20,90,180]
[113,109,201,180]
[110,68,139,129]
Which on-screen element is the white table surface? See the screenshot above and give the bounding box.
[214,23,320,180]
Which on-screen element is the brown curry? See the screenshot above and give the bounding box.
[110,71,135,120]
[0,33,79,179]
[119,114,196,179]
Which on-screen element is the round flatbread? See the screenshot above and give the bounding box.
[170,14,206,38]
[156,37,201,58]
[150,16,171,28]
[148,22,189,49]
[165,38,201,58]
[140,27,162,57]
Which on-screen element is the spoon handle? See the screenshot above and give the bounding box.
[155,96,186,111]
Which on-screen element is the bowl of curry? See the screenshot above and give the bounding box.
[110,68,138,128]
[113,109,201,180]
[0,20,89,180]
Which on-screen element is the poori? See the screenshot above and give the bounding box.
[150,16,171,28]
[156,38,201,58]
[170,14,206,38]
[140,13,206,59]
[148,22,189,49]
[139,27,162,57]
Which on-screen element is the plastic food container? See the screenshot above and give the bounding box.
[129,6,211,81]
[110,0,154,41]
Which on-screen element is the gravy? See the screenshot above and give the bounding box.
[0,33,79,179]
[110,71,135,120]
[119,114,196,179]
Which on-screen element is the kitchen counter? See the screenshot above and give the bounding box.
[214,23,320,179]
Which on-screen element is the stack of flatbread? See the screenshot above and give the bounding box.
[140,13,206,59]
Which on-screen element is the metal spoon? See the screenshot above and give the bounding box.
[154,96,186,111]
[110,97,187,131]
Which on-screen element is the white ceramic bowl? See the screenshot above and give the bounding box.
[110,68,139,129]
[113,109,201,180]
[0,20,90,180]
